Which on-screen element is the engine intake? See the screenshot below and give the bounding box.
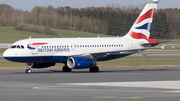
[67,57,97,69]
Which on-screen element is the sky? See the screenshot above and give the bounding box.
[0,0,179,12]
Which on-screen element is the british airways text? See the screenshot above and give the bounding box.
[38,48,70,52]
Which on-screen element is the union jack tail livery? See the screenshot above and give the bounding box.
[125,3,157,39]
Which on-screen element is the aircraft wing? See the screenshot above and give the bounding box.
[67,47,153,59]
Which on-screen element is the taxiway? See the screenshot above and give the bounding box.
[0,67,180,101]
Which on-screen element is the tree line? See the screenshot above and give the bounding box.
[0,3,179,39]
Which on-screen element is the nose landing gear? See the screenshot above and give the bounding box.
[25,63,33,74]
[25,69,32,74]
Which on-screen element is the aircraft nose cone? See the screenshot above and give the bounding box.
[3,49,15,61]
[3,49,8,58]
[3,49,12,60]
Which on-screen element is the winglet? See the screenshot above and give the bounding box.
[161,44,166,50]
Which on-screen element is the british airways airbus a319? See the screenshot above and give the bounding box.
[3,0,162,73]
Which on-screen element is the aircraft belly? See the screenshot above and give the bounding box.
[96,54,131,61]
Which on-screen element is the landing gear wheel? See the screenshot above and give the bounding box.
[62,66,72,72]
[89,66,99,73]
[25,63,33,74]
[25,69,32,74]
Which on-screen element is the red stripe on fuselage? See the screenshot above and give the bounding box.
[136,9,154,24]
[27,43,48,46]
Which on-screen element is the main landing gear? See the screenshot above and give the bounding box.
[89,66,99,73]
[62,66,99,73]
[62,66,72,72]
[25,63,33,74]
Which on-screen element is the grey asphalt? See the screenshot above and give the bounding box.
[0,67,180,101]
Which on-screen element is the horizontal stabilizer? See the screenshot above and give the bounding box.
[141,40,176,47]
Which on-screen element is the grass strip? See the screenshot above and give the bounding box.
[0,57,180,70]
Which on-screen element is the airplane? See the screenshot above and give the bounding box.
[3,0,161,74]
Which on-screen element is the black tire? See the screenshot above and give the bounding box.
[25,69,28,73]
[89,66,99,73]
[25,69,32,74]
[62,66,72,72]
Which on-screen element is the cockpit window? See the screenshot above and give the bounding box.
[11,45,24,49]
[11,45,16,48]
[17,45,20,49]
[21,45,24,49]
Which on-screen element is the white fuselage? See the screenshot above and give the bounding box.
[3,36,147,63]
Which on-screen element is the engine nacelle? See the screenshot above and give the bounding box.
[67,57,97,69]
[31,62,56,68]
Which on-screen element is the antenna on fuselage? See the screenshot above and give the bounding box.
[29,36,31,39]
[152,0,159,4]
[98,35,100,38]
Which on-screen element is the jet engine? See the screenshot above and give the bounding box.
[67,57,97,69]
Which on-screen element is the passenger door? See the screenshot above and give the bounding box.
[126,40,133,49]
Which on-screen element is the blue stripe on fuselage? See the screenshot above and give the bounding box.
[4,56,68,64]
[4,54,132,63]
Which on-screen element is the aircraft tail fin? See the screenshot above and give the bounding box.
[124,2,157,39]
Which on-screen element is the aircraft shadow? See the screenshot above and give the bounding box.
[1,67,180,74]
